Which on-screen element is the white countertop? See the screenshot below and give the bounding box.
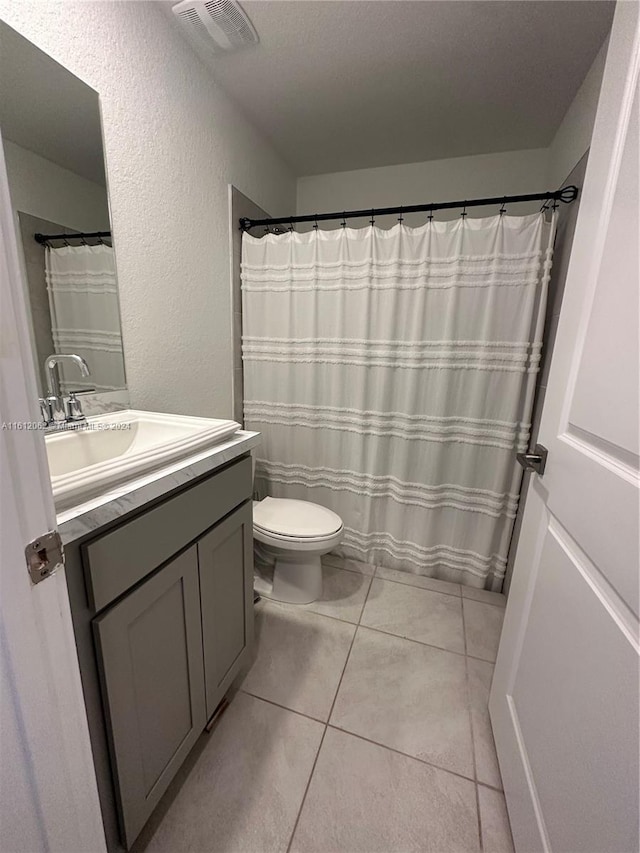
[57,430,260,545]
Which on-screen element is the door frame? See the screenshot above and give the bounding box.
[0,129,106,852]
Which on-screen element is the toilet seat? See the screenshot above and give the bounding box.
[252,496,344,603]
[253,497,343,541]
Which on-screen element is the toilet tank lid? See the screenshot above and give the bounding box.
[253,497,343,538]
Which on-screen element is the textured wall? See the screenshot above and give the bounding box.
[0,1,296,418]
[230,187,269,424]
[296,148,550,226]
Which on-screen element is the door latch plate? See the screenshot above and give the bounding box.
[516,443,548,476]
[25,530,64,584]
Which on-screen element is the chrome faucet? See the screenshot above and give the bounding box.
[40,354,93,427]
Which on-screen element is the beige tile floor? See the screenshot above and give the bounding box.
[141,556,514,853]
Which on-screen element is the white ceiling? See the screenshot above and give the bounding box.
[0,22,106,186]
[170,0,614,176]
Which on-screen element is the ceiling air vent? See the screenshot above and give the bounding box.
[171,0,259,53]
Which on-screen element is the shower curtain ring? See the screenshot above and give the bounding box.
[370,209,375,226]
[62,235,70,246]
[288,218,294,232]
[460,203,467,219]
[398,206,404,224]
[428,206,434,222]
[499,198,507,216]
[313,215,319,230]
[341,212,347,228]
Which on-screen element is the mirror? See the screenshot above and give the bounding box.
[0,22,126,398]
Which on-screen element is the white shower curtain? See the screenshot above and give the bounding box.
[242,212,555,590]
[45,244,125,392]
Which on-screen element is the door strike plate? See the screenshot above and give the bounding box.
[516,443,548,476]
[25,530,64,584]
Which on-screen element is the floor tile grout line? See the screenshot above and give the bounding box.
[326,723,481,788]
[461,591,469,657]
[284,577,368,853]
[373,575,466,605]
[329,722,506,794]
[328,555,506,607]
[477,780,506,794]
[322,560,375,579]
[358,622,494,664]
[238,688,328,725]
[327,612,361,723]
[356,568,376,626]
[467,647,502,667]
[237,688,505,796]
[374,565,462,599]
[476,782,484,853]
[461,596,507,611]
[462,593,483,851]
[323,565,371,728]
[372,563,507,609]
[262,596,497,663]
[267,596,366,628]
[267,571,373,628]
[285,725,328,853]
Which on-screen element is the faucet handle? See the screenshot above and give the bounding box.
[47,394,66,423]
[65,389,95,422]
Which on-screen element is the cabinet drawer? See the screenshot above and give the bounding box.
[83,456,252,612]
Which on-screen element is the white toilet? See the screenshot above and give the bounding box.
[253,496,344,604]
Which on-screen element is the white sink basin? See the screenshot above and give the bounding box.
[46,409,240,510]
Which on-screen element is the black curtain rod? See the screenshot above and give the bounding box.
[34,230,112,245]
[240,186,578,231]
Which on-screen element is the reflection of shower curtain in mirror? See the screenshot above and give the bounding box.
[242,213,556,591]
[45,244,124,392]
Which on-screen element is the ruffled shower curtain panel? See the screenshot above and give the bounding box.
[242,213,555,590]
[45,244,124,392]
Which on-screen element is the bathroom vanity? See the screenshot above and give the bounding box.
[57,428,260,851]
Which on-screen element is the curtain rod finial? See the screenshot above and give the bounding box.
[557,186,579,204]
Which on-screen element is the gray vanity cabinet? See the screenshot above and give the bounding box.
[198,501,253,718]
[93,546,206,847]
[82,456,255,849]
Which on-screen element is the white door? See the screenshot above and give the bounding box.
[489,3,639,852]
[0,134,106,851]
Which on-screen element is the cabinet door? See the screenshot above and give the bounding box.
[93,547,206,848]
[198,501,254,718]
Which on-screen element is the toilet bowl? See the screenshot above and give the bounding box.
[253,497,344,604]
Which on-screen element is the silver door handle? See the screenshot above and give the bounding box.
[516,444,548,476]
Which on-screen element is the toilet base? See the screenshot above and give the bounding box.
[255,552,323,605]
